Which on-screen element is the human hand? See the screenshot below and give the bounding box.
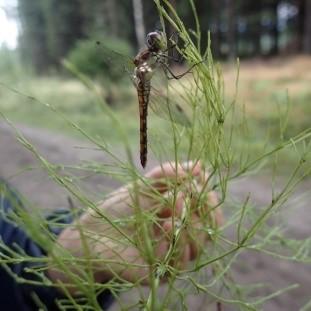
[49,161,222,288]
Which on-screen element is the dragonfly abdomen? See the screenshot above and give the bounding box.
[137,80,151,168]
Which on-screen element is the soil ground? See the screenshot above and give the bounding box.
[0,121,310,311]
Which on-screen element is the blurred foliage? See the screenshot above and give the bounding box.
[0,2,310,309]
[18,0,86,72]
[16,0,311,74]
[1,0,310,168]
[0,48,20,77]
[0,56,310,170]
[66,38,133,82]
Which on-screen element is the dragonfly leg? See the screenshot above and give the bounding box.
[160,61,198,80]
[158,41,192,64]
[157,52,181,63]
[162,30,180,53]
[156,32,192,64]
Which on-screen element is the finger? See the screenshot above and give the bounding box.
[175,192,185,217]
[213,205,224,227]
[162,220,173,233]
[145,161,201,193]
[153,217,174,241]
[187,215,206,259]
[199,170,210,185]
[154,192,185,240]
[205,191,223,226]
[157,191,185,218]
[155,239,170,259]
[194,191,221,224]
[181,243,191,268]
[207,191,218,207]
[189,240,198,260]
[166,230,187,270]
[146,161,201,179]
[157,206,172,218]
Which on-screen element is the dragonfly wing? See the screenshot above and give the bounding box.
[150,87,192,126]
[95,41,135,77]
[149,67,192,127]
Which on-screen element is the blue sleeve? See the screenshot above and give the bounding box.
[0,180,114,310]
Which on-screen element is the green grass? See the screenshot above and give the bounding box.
[0,76,135,142]
[0,74,185,156]
[0,59,310,170]
[0,1,310,309]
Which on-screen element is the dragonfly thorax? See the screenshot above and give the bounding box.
[134,62,154,82]
[133,46,160,83]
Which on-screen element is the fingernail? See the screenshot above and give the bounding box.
[181,161,193,171]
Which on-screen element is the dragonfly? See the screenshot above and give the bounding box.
[96,31,192,168]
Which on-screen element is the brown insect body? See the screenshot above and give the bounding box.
[97,32,190,168]
[133,33,165,168]
[137,77,150,168]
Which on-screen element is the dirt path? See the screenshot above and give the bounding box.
[0,122,310,310]
[0,122,124,209]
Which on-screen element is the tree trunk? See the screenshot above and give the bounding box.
[44,0,85,65]
[253,1,262,56]
[269,1,279,56]
[296,0,305,52]
[226,0,236,60]
[132,0,145,49]
[211,0,222,58]
[303,0,311,53]
[18,0,50,73]
[104,0,119,37]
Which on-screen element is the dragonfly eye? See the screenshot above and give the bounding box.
[146,33,156,48]
[146,31,164,51]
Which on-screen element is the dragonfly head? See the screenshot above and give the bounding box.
[146,31,167,52]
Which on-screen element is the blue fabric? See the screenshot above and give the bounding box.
[0,179,114,310]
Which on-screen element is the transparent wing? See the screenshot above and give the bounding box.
[95,41,135,76]
[149,66,192,127]
[150,87,191,126]
[95,39,192,127]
